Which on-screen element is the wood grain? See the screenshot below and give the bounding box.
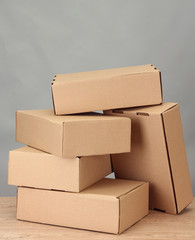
[0,197,194,240]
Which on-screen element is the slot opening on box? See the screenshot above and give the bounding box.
[136,112,149,116]
[112,110,124,114]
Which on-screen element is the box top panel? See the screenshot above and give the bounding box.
[54,64,159,82]
[108,102,178,115]
[81,178,145,198]
[17,110,129,124]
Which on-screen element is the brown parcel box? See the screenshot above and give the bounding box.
[16,110,131,158]
[52,64,162,115]
[17,178,149,234]
[105,102,193,214]
[8,146,112,192]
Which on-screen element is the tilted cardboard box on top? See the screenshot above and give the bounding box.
[105,102,193,214]
[16,110,131,158]
[52,64,162,115]
[8,146,112,192]
[17,178,149,234]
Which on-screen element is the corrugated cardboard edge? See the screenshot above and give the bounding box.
[7,150,11,185]
[159,71,163,103]
[16,187,19,219]
[161,109,177,214]
[78,157,82,192]
[62,122,65,157]
[110,155,114,173]
[162,104,193,214]
[51,78,57,115]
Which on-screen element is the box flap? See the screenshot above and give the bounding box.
[17,109,123,123]
[81,178,145,198]
[162,105,193,213]
[53,64,159,83]
[107,102,177,115]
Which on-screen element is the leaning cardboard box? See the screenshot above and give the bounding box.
[104,102,193,214]
[16,110,131,157]
[8,146,112,192]
[17,178,149,234]
[52,64,162,115]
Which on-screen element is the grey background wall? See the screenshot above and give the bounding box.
[0,0,194,196]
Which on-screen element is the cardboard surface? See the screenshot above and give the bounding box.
[104,102,193,214]
[8,146,112,192]
[17,178,149,234]
[52,64,162,115]
[16,110,131,157]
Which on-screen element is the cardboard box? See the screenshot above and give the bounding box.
[52,64,162,115]
[8,146,112,192]
[17,178,149,234]
[104,102,193,214]
[16,110,131,157]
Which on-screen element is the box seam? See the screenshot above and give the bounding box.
[62,122,65,157]
[161,114,178,214]
[118,198,120,234]
[51,82,57,115]
[78,157,81,192]
[117,182,146,198]
[111,103,178,116]
[162,103,178,114]
[16,187,19,218]
[17,110,59,124]
[159,71,163,102]
[110,155,114,173]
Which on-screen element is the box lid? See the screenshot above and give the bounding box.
[53,64,159,83]
[16,110,131,157]
[111,102,177,115]
[81,178,145,198]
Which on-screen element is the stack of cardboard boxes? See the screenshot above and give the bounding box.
[8,64,193,234]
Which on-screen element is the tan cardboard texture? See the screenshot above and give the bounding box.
[16,110,131,157]
[104,102,193,214]
[17,178,149,234]
[8,146,112,192]
[52,64,162,115]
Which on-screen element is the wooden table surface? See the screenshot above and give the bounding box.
[0,197,194,240]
